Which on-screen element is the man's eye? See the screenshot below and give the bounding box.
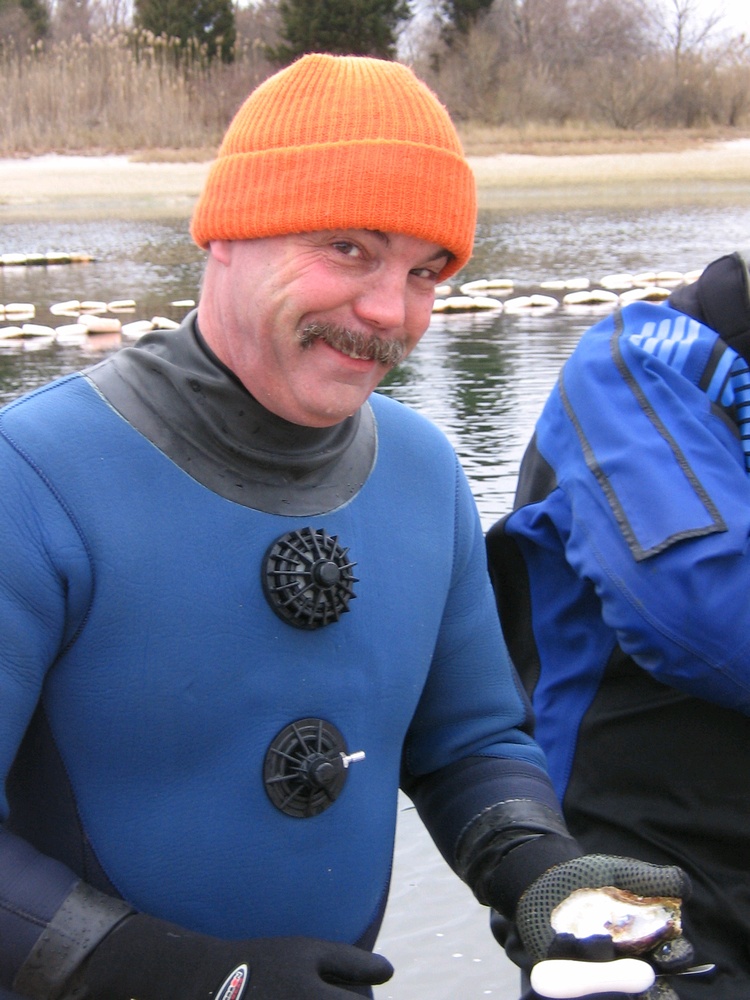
[333,241,361,257]
[412,267,441,280]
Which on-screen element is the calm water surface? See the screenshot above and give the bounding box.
[2,199,750,998]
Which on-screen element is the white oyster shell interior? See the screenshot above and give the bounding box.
[550,886,681,952]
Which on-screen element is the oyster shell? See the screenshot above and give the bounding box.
[550,886,682,954]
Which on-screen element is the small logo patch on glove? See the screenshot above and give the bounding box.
[216,964,248,1000]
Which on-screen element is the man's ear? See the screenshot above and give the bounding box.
[208,239,233,265]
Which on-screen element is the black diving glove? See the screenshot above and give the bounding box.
[58,912,393,1000]
[515,854,694,994]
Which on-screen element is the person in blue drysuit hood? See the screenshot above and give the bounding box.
[0,54,692,1000]
[487,251,750,999]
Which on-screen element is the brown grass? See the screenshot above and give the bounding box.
[456,122,750,157]
[130,147,218,163]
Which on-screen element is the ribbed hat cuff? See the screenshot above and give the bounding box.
[191,140,476,279]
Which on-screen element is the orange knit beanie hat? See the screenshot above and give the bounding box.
[190,53,476,278]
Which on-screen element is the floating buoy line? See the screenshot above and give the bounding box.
[0,250,703,349]
[1,251,95,267]
[0,296,196,346]
[432,267,702,316]
[0,250,197,348]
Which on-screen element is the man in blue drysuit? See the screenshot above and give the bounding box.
[487,251,750,999]
[0,54,692,1000]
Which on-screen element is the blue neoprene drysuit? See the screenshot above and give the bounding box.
[0,316,577,997]
[487,256,750,998]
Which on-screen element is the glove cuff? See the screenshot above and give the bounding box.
[455,799,582,917]
[480,832,584,918]
[13,881,134,1000]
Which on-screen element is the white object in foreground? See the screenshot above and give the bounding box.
[530,958,655,998]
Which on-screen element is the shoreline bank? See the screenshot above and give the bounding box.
[2,140,750,221]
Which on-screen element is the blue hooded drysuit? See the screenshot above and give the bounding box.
[487,253,750,998]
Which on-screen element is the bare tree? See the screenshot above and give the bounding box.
[235,0,281,52]
[584,52,664,128]
[569,0,654,64]
[656,0,723,74]
[651,0,724,123]
[718,32,750,124]
[89,0,133,30]
[564,0,662,127]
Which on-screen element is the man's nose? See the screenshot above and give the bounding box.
[353,270,408,329]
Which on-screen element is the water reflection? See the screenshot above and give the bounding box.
[472,202,750,286]
[379,308,586,523]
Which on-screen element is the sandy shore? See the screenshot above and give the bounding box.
[1,140,750,220]
[472,137,750,209]
[0,154,211,221]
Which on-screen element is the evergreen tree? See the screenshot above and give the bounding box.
[270,0,412,64]
[134,0,236,62]
[0,0,50,41]
[439,0,494,46]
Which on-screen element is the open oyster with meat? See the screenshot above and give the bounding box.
[550,885,682,954]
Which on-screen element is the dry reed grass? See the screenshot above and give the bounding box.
[3,31,750,160]
[0,30,269,156]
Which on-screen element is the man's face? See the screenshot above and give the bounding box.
[200,229,451,427]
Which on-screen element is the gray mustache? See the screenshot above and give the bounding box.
[298,322,405,367]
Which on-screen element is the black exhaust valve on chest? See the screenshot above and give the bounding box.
[262,527,358,629]
[264,718,365,818]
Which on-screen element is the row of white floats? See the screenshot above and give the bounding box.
[1,252,95,267]
[0,266,701,346]
[432,268,701,314]
[0,298,195,344]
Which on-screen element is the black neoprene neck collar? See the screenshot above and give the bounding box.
[86,312,376,515]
